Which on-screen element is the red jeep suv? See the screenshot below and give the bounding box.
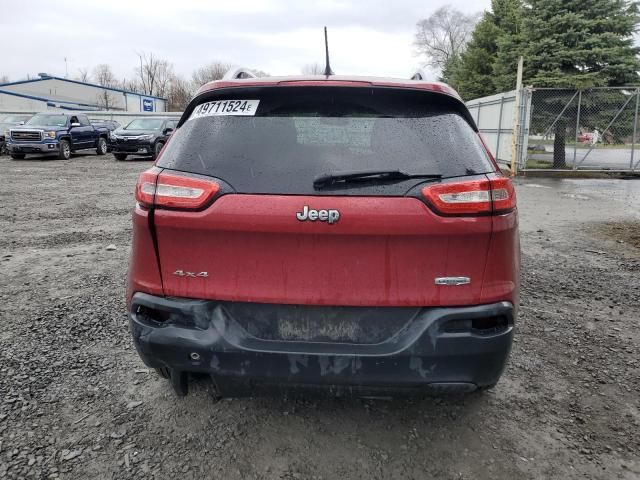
[127,74,520,397]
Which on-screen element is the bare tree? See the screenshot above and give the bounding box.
[301,63,323,75]
[167,74,194,112]
[136,52,174,98]
[96,91,117,110]
[76,68,91,83]
[121,77,141,94]
[154,60,173,99]
[414,7,479,72]
[191,62,233,88]
[92,64,119,110]
[93,64,117,88]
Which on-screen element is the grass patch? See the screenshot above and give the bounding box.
[525,158,559,169]
[530,140,640,150]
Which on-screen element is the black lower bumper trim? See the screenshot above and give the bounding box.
[129,293,515,396]
[112,143,151,153]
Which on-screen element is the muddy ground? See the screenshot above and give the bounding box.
[0,153,639,480]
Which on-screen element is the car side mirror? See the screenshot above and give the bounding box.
[70,122,81,128]
[163,128,174,136]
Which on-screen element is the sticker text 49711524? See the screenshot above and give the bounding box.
[189,100,260,120]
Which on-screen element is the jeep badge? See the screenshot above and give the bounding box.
[296,205,340,224]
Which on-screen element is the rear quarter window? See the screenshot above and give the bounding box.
[158,87,494,196]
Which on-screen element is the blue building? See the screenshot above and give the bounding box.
[0,74,167,112]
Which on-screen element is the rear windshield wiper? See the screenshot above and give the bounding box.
[313,169,442,189]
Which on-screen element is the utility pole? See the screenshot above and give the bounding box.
[64,57,69,78]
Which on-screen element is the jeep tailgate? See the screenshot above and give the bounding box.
[152,194,492,307]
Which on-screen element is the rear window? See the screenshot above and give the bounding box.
[158,87,493,195]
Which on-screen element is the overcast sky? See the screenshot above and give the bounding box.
[1,0,492,84]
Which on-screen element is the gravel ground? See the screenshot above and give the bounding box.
[1,153,639,480]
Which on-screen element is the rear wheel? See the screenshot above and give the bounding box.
[10,153,25,160]
[152,142,164,160]
[96,137,108,155]
[58,140,71,160]
[114,153,128,161]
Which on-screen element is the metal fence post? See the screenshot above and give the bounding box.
[495,96,505,163]
[573,90,582,169]
[630,88,639,171]
[517,87,531,172]
[510,56,524,175]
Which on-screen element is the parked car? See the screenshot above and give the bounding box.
[127,74,520,397]
[0,113,32,155]
[578,132,594,143]
[90,119,121,131]
[110,117,178,161]
[578,129,601,145]
[7,113,110,160]
[90,119,121,152]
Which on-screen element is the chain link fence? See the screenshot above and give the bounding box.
[525,87,640,171]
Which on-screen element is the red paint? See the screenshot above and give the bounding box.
[481,210,520,306]
[126,205,163,307]
[149,194,499,307]
[128,77,519,310]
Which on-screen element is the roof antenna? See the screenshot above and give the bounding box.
[323,26,334,76]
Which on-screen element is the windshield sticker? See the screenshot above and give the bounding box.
[189,100,260,120]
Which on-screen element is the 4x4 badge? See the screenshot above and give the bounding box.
[296,205,340,224]
[173,270,208,278]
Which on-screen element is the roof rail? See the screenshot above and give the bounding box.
[223,67,257,80]
[409,70,427,81]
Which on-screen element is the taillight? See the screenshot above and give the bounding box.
[488,176,516,214]
[421,176,516,216]
[135,169,159,208]
[135,168,220,211]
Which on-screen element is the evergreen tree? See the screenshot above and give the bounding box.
[449,15,501,98]
[523,0,640,88]
[439,54,462,86]
[492,30,525,91]
[449,0,524,99]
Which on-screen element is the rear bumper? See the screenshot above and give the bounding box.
[7,142,59,153]
[129,293,515,395]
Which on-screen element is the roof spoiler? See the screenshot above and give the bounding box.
[223,68,257,80]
